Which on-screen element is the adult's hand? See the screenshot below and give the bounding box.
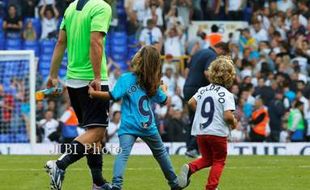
[89,78,101,91]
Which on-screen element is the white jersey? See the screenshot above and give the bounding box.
[191,84,236,137]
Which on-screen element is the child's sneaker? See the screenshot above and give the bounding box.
[177,164,191,188]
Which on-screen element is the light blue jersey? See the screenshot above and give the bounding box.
[110,72,167,136]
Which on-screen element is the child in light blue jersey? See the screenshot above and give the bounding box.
[89,46,182,190]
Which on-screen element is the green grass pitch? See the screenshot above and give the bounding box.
[0,155,309,190]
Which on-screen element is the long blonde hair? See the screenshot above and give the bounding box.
[131,46,162,97]
[208,56,236,88]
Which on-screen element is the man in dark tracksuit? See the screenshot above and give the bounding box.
[268,90,286,142]
[183,42,229,158]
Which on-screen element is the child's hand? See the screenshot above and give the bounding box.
[160,81,168,92]
[161,84,168,92]
[88,85,95,98]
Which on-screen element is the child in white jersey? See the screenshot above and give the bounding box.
[178,56,238,190]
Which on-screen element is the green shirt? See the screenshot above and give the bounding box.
[60,0,112,81]
[288,109,304,131]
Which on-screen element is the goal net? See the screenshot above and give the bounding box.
[0,51,36,144]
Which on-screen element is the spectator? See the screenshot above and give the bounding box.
[306,18,310,41]
[0,84,13,133]
[59,101,79,143]
[143,1,163,28]
[47,99,57,117]
[40,1,59,39]
[38,110,59,143]
[202,0,221,20]
[23,20,37,41]
[268,89,286,142]
[163,106,186,142]
[132,0,147,24]
[230,124,246,142]
[108,65,121,89]
[297,0,310,19]
[126,10,140,38]
[225,0,244,20]
[107,109,121,143]
[251,20,269,42]
[36,100,45,121]
[249,97,269,142]
[240,28,257,53]
[56,0,74,16]
[206,24,223,47]
[38,0,55,6]
[22,0,38,18]
[296,90,309,117]
[186,30,207,55]
[165,5,185,30]
[161,67,176,97]
[191,0,202,20]
[287,101,305,142]
[139,19,163,50]
[277,0,294,13]
[164,26,184,57]
[172,0,191,29]
[3,4,23,38]
[287,13,306,40]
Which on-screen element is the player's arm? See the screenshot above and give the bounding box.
[48,30,67,87]
[188,97,197,111]
[224,110,238,129]
[89,2,112,91]
[89,31,104,91]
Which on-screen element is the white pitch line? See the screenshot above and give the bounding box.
[0,165,309,172]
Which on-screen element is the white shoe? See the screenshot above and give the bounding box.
[177,164,191,188]
[45,160,65,190]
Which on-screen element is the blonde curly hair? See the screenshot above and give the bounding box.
[208,56,236,88]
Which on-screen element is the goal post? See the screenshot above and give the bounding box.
[0,50,36,145]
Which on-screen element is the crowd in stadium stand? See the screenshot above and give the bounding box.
[0,0,310,143]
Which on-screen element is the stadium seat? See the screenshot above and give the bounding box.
[111,45,127,54]
[40,54,52,62]
[111,38,127,46]
[0,31,4,39]
[40,69,50,79]
[59,68,66,78]
[0,37,5,50]
[57,17,63,29]
[40,40,56,54]
[0,134,13,143]
[111,52,127,62]
[127,35,138,45]
[5,38,22,50]
[61,60,67,68]
[23,40,40,56]
[117,60,128,71]
[39,60,51,69]
[15,133,29,143]
[112,31,127,38]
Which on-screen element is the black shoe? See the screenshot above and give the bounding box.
[171,186,183,190]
